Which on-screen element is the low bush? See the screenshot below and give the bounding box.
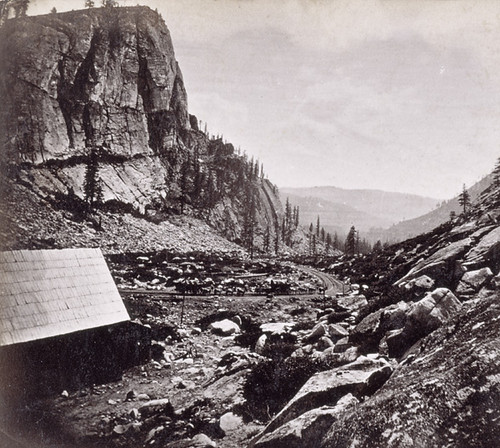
[242,354,330,422]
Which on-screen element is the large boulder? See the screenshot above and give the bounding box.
[395,237,472,286]
[209,319,241,336]
[349,301,410,354]
[383,288,462,358]
[463,226,500,269]
[336,294,368,311]
[402,274,435,292]
[254,394,358,448]
[252,356,393,444]
[320,292,500,448]
[456,267,494,297]
[406,288,462,335]
[260,322,295,335]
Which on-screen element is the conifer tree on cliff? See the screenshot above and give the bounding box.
[458,184,471,216]
[83,144,103,212]
[493,156,500,187]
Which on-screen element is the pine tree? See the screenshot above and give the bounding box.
[458,183,471,216]
[493,157,500,187]
[325,232,332,254]
[333,232,339,250]
[320,227,325,243]
[316,216,320,237]
[372,240,382,253]
[345,226,357,256]
[263,225,270,253]
[242,187,256,258]
[274,220,280,255]
[83,144,103,212]
[102,0,117,6]
[449,210,456,222]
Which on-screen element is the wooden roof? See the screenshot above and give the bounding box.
[0,248,130,346]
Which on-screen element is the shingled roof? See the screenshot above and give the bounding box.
[0,248,130,346]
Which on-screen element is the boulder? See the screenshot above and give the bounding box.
[402,274,435,291]
[320,292,500,448]
[254,356,393,440]
[328,324,349,339]
[304,322,327,342]
[254,334,267,355]
[348,308,385,353]
[209,319,241,336]
[456,267,494,296]
[138,398,175,418]
[337,294,368,311]
[386,288,462,359]
[333,337,353,353]
[319,346,359,365]
[260,322,294,335]
[463,226,500,269]
[254,395,359,448]
[219,412,243,432]
[395,237,472,286]
[407,288,461,335]
[165,433,216,447]
[316,336,335,351]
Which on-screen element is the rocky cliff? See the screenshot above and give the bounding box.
[0,6,283,253]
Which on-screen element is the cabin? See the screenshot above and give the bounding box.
[0,248,151,397]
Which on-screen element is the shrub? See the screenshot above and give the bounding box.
[242,355,328,422]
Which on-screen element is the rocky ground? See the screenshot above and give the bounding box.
[0,182,245,255]
[2,250,499,448]
[0,284,339,448]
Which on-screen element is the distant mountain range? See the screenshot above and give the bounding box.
[281,178,493,244]
[280,186,440,240]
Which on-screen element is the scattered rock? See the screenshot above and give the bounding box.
[328,323,349,339]
[320,293,500,448]
[402,274,435,291]
[126,390,137,401]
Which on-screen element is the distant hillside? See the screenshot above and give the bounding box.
[280,186,439,241]
[368,174,494,242]
[283,192,392,236]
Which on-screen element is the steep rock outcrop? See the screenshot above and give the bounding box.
[320,292,500,448]
[0,7,283,251]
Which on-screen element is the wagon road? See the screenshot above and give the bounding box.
[293,264,346,296]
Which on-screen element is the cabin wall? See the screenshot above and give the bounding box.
[0,322,151,398]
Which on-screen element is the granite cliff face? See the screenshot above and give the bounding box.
[0,6,283,252]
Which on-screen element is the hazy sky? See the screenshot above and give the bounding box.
[28,0,500,199]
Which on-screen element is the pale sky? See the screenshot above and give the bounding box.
[28,0,500,199]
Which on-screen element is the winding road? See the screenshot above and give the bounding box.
[294,264,346,296]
